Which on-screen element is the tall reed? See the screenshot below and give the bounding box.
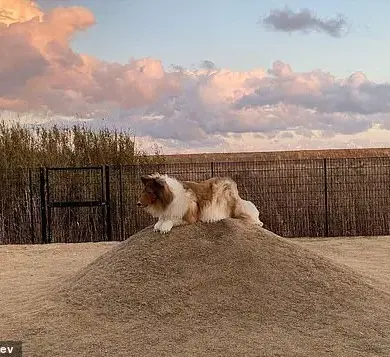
[0,121,164,169]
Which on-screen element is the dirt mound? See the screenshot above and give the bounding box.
[9,220,390,356]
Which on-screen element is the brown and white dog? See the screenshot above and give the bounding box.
[137,173,263,234]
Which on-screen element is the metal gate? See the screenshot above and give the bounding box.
[40,166,112,243]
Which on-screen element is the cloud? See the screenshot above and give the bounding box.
[200,60,217,71]
[0,31,49,97]
[1,1,389,154]
[235,61,390,116]
[87,61,388,146]
[9,57,387,151]
[0,0,43,25]
[261,7,348,37]
[0,0,178,115]
[128,125,390,155]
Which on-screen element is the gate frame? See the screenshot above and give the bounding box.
[40,166,112,243]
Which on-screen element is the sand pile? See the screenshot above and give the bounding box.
[8,219,390,356]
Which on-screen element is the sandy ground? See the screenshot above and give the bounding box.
[0,242,118,313]
[1,229,390,357]
[1,236,389,308]
[292,235,390,294]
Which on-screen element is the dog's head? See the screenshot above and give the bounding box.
[137,173,173,209]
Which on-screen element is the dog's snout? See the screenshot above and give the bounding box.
[136,201,142,207]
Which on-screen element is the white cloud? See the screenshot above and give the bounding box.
[104,62,389,141]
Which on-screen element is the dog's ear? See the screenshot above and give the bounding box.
[141,174,165,187]
[152,176,165,187]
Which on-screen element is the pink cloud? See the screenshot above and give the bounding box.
[236,63,390,115]
[0,0,177,116]
[107,62,389,144]
[0,0,43,25]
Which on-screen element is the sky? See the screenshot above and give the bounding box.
[1,0,390,154]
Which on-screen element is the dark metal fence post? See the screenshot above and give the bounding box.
[211,161,215,177]
[46,168,52,243]
[39,168,47,244]
[105,165,113,241]
[119,165,124,241]
[324,158,329,237]
[28,169,35,243]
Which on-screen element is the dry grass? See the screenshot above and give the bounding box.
[2,220,390,357]
[0,122,142,169]
[0,122,167,244]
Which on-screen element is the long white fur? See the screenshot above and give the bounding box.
[147,174,263,234]
[145,175,196,233]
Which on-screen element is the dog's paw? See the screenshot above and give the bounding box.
[159,220,173,234]
[153,221,163,232]
[202,218,221,223]
[256,221,264,227]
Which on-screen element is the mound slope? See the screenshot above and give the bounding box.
[10,220,390,356]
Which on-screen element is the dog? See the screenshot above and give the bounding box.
[137,173,263,234]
